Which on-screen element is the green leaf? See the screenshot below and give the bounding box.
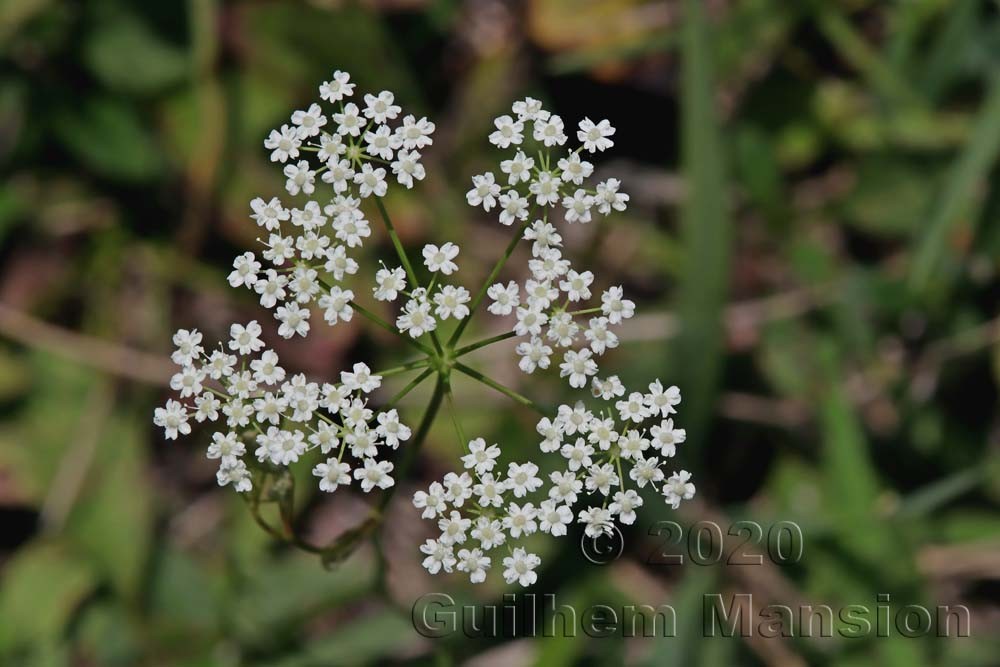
[908,76,1000,294]
[670,0,732,453]
[257,611,417,667]
[83,13,189,95]
[64,414,153,600]
[0,541,95,652]
[52,97,163,182]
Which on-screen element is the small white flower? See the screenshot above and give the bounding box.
[498,191,529,226]
[433,285,471,320]
[206,431,244,466]
[290,103,327,138]
[341,362,382,394]
[229,321,264,355]
[645,379,681,417]
[560,437,594,472]
[472,517,506,550]
[557,152,593,185]
[391,149,425,188]
[616,391,652,423]
[420,538,456,574]
[650,418,686,457]
[533,113,566,147]
[319,70,355,102]
[373,266,407,302]
[456,548,491,583]
[396,298,437,338]
[489,114,524,148]
[396,114,435,150]
[663,470,696,509]
[216,460,252,493]
[502,547,540,587]
[559,348,597,388]
[630,456,665,488]
[578,506,614,538]
[154,399,190,440]
[264,124,301,163]
[466,172,501,211]
[528,172,561,207]
[413,482,448,519]
[254,269,288,308]
[250,196,289,231]
[228,252,261,288]
[487,280,521,316]
[319,286,354,325]
[333,102,363,136]
[548,470,582,504]
[461,437,501,473]
[610,489,643,525]
[323,245,359,281]
[516,337,552,374]
[584,462,619,496]
[363,90,401,123]
[283,160,315,196]
[171,329,203,366]
[577,117,615,152]
[376,409,411,448]
[472,473,505,508]
[364,124,401,161]
[355,458,395,492]
[275,303,310,339]
[422,242,460,275]
[313,459,351,493]
[354,163,388,198]
[438,510,472,545]
[506,461,542,497]
[442,471,474,507]
[500,150,534,185]
[559,269,594,302]
[562,189,594,224]
[595,178,629,214]
[502,502,538,538]
[538,499,573,537]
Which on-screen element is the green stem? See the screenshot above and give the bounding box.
[444,386,467,448]
[448,218,532,347]
[453,361,544,414]
[454,330,518,357]
[375,358,431,378]
[382,367,434,411]
[374,197,418,285]
[377,377,445,512]
[347,299,433,356]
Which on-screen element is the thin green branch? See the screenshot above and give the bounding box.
[447,217,532,347]
[453,361,544,414]
[454,330,518,357]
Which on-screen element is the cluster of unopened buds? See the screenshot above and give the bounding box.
[154,70,695,587]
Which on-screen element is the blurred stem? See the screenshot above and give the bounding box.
[448,218,532,347]
[345,297,433,355]
[373,197,445,355]
[453,361,543,414]
[378,377,445,513]
[444,385,467,448]
[454,330,517,357]
[373,197,418,286]
[375,357,430,377]
[382,367,434,411]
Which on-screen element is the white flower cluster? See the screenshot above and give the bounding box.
[469,99,634,388]
[229,70,436,339]
[153,323,411,495]
[369,242,471,339]
[412,377,695,586]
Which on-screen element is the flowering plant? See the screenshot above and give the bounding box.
[154,70,695,585]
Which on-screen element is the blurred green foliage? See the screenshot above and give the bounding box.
[1,0,999,665]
